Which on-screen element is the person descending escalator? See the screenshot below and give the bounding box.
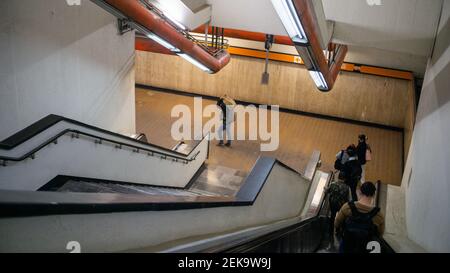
[356,134,372,183]
[325,172,350,244]
[334,145,354,171]
[341,146,362,201]
[334,182,385,253]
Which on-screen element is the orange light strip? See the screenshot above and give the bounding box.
[340,63,355,72]
[359,66,414,80]
[228,47,303,64]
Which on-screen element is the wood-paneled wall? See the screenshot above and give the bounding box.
[136,51,414,128]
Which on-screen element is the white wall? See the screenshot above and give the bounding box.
[0,0,136,140]
[398,0,450,253]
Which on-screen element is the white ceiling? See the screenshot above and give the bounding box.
[207,0,287,35]
[204,0,444,76]
[322,0,443,57]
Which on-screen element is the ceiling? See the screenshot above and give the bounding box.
[207,0,287,35]
[205,0,444,76]
[323,0,442,57]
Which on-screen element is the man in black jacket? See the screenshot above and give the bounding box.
[342,146,362,201]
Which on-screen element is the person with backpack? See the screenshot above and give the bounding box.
[334,182,385,253]
[356,134,372,183]
[334,145,353,171]
[325,172,350,241]
[341,146,362,201]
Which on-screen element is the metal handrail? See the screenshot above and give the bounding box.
[375,180,382,208]
[189,33,229,50]
[0,129,202,166]
[138,0,228,57]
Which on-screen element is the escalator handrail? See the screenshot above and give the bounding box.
[374,180,396,253]
[229,177,395,253]
[200,170,333,253]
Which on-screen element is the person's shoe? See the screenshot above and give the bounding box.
[225,141,231,147]
[217,141,224,146]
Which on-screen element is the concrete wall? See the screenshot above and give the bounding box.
[386,0,450,253]
[0,163,311,252]
[0,0,136,140]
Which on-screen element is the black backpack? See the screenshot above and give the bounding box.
[334,150,345,170]
[342,202,380,253]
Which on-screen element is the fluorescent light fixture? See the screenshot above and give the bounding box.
[147,32,180,52]
[309,70,328,90]
[271,0,308,44]
[177,53,213,74]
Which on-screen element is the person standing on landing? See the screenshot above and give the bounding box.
[217,94,236,147]
[356,134,372,183]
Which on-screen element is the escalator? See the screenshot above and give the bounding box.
[0,115,394,253]
[208,181,395,254]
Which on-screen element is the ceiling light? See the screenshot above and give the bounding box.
[177,53,213,74]
[271,0,308,44]
[147,32,180,52]
[309,70,328,90]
